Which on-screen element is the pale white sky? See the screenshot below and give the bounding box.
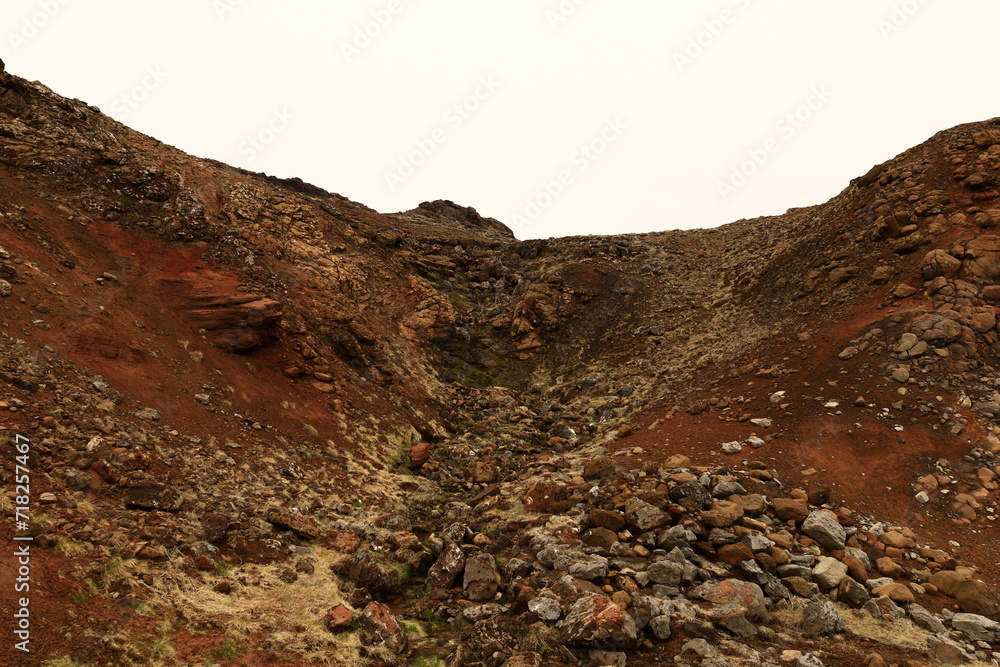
[4,1,999,239]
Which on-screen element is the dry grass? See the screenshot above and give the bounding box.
[138,545,362,665]
[842,609,932,649]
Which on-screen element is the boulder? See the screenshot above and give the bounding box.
[773,498,810,523]
[427,543,466,589]
[951,613,1000,641]
[812,557,849,589]
[801,511,846,551]
[463,555,501,602]
[802,600,845,636]
[359,601,408,653]
[557,594,640,650]
[955,579,1000,618]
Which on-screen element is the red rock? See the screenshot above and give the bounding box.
[327,530,361,554]
[557,594,640,650]
[409,442,430,469]
[324,604,355,632]
[717,543,755,565]
[843,555,868,583]
[773,498,809,522]
[360,601,408,653]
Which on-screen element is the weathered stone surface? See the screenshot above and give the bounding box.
[951,612,1000,641]
[464,555,501,601]
[589,508,626,532]
[773,498,810,522]
[649,615,672,640]
[692,579,767,621]
[954,579,1000,618]
[802,599,845,636]
[360,601,408,653]
[266,508,320,539]
[812,557,849,589]
[801,511,846,551]
[427,542,466,589]
[625,497,670,532]
[124,484,184,512]
[557,594,640,649]
[702,501,744,528]
[838,577,871,608]
[909,604,946,633]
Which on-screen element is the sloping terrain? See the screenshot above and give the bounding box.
[3,64,1000,667]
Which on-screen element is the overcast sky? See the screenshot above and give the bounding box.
[4,1,999,239]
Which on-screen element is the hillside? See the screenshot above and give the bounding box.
[2,65,1000,666]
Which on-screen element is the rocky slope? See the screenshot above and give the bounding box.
[3,64,1000,667]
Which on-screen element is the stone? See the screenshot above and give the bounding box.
[891,367,910,383]
[324,604,354,631]
[773,498,810,523]
[721,441,743,455]
[408,442,430,468]
[502,653,543,667]
[0,280,11,297]
[930,569,972,596]
[838,577,871,608]
[360,601,407,653]
[649,615,672,640]
[647,560,684,587]
[427,543,466,589]
[528,596,562,622]
[875,557,903,578]
[921,249,962,280]
[464,555,501,601]
[711,601,758,637]
[625,497,670,532]
[718,543,754,565]
[880,530,915,549]
[681,639,717,658]
[784,577,819,598]
[955,579,1000,618]
[569,555,610,581]
[201,513,230,544]
[691,579,767,622]
[801,599,845,636]
[909,604,946,633]
[590,508,627,532]
[843,555,868,583]
[702,501,744,528]
[872,583,914,604]
[670,481,711,508]
[124,484,183,512]
[589,651,626,667]
[952,613,1000,641]
[266,509,321,539]
[582,527,619,551]
[801,511,846,551]
[557,594,640,650]
[812,557,849,589]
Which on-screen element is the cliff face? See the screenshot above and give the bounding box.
[3,67,1000,665]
